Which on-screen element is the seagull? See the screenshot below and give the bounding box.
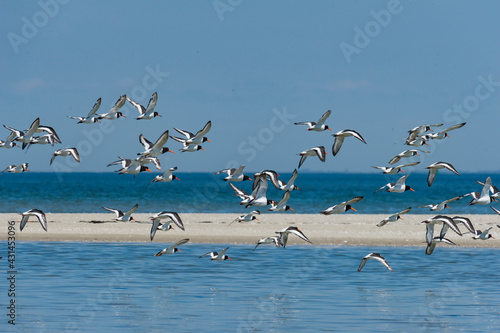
[253,236,282,250]
[199,247,231,261]
[172,120,212,145]
[150,212,184,241]
[464,177,498,205]
[357,253,392,272]
[148,167,179,185]
[153,238,189,256]
[374,174,414,193]
[407,123,443,141]
[331,129,366,156]
[3,117,40,149]
[472,227,494,240]
[275,226,312,248]
[214,165,252,182]
[127,92,161,120]
[2,163,29,173]
[426,162,460,187]
[97,95,127,120]
[377,207,412,227]
[0,131,19,149]
[422,122,466,140]
[294,110,332,132]
[276,169,299,191]
[229,210,260,226]
[102,204,139,222]
[68,98,101,124]
[50,148,80,165]
[150,211,185,231]
[425,236,456,255]
[418,196,463,211]
[371,162,420,175]
[298,146,328,168]
[138,130,174,157]
[321,196,363,215]
[20,209,47,232]
[388,149,429,165]
[451,216,476,235]
[269,190,294,212]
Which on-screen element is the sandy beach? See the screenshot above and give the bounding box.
[2,213,500,248]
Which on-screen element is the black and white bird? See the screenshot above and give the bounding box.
[472,227,494,240]
[153,238,189,256]
[108,156,159,176]
[422,215,462,246]
[422,122,466,140]
[298,146,328,168]
[179,144,205,152]
[3,117,40,149]
[148,167,179,185]
[199,247,231,261]
[50,148,80,165]
[253,236,282,250]
[28,134,56,148]
[0,131,19,149]
[426,162,460,187]
[214,165,252,182]
[371,162,420,175]
[97,95,127,120]
[451,216,476,235]
[464,177,498,205]
[377,207,411,227]
[425,236,456,255]
[275,226,312,248]
[405,136,429,147]
[374,174,414,193]
[294,110,332,132]
[389,149,429,165]
[418,196,463,211]
[150,212,184,241]
[331,129,366,156]
[2,163,29,173]
[20,209,47,232]
[68,98,101,124]
[229,210,260,226]
[357,253,392,272]
[171,120,212,145]
[228,182,253,206]
[321,196,363,215]
[138,130,174,157]
[245,174,271,208]
[407,123,443,141]
[102,204,139,222]
[253,170,281,190]
[127,92,161,120]
[269,190,294,212]
[275,169,299,191]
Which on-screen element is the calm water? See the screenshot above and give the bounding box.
[3,241,500,332]
[0,172,499,214]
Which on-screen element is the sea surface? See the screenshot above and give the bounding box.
[0,172,499,214]
[3,242,500,332]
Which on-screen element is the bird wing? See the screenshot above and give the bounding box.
[357,258,368,272]
[150,219,160,241]
[398,162,420,168]
[285,169,298,188]
[373,254,392,271]
[232,165,245,178]
[20,214,30,231]
[145,92,158,114]
[288,228,312,243]
[162,212,185,231]
[298,154,308,168]
[346,196,364,205]
[332,136,345,156]
[102,207,124,218]
[87,98,101,118]
[153,130,169,149]
[425,223,435,245]
[439,162,460,176]
[127,97,146,115]
[139,134,153,150]
[440,122,466,134]
[277,190,291,208]
[480,177,493,199]
[108,95,126,115]
[125,204,139,217]
[25,118,41,137]
[397,207,412,215]
[69,148,80,163]
[229,182,249,199]
[388,155,401,165]
[425,242,437,255]
[395,174,410,187]
[218,247,229,259]
[317,109,331,125]
[195,120,212,139]
[427,167,437,187]
[444,196,463,204]
[174,127,195,139]
[452,216,475,234]
[170,238,189,250]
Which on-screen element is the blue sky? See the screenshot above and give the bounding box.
[1,0,499,174]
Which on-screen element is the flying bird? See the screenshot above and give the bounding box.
[2,163,29,173]
[253,236,282,250]
[294,110,332,132]
[148,167,179,185]
[229,210,260,226]
[150,213,184,241]
[426,162,460,187]
[321,196,363,215]
[20,209,47,232]
[214,165,252,182]
[388,149,429,165]
[472,227,494,240]
[418,196,463,211]
[3,117,41,149]
[377,207,411,227]
[464,177,498,205]
[331,129,366,156]
[371,162,420,175]
[422,122,466,140]
[199,247,231,261]
[50,148,80,165]
[138,130,174,157]
[406,123,443,141]
[153,238,189,256]
[127,92,161,120]
[374,174,414,193]
[172,120,212,145]
[275,226,312,248]
[298,146,327,168]
[68,98,101,124]
[425,236,456,255]
[269,190,294,212]
[357,253,392,272]
[102,204,139,222]
[97,95,127,120]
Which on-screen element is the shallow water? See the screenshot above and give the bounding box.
[0,172,498,214]
[4,241,500,332]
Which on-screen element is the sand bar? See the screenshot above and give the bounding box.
[2,213,500,248]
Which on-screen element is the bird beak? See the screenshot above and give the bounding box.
[175,176,180,181]
[249,178,253,181]
[399,217,404,220]
[255,218,258,221]
[146,168,152,172]
[26,168,30,172]
[157,114,162,117]
[424,142,429,146]
[325,152,329,155]
[410,188,415,191]
[295,186,300,190]
[289,207,294,211]
[207,139,212,142]
[177,249,181,252]
[121,114,127,118]
[328,128,332,131]
[416,153,420,156]
[400,170,405,173]
[350,207,357,212]
[228,257,232,260]
[201,147,205,151]
[168,149,175,153]
[446,205,450,209]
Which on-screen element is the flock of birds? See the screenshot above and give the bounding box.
[3,100,499,269]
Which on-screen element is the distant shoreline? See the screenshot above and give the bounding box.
[2,213,499,247]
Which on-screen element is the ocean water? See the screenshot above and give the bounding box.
[4,241,500,332]
[0,172,499,214]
